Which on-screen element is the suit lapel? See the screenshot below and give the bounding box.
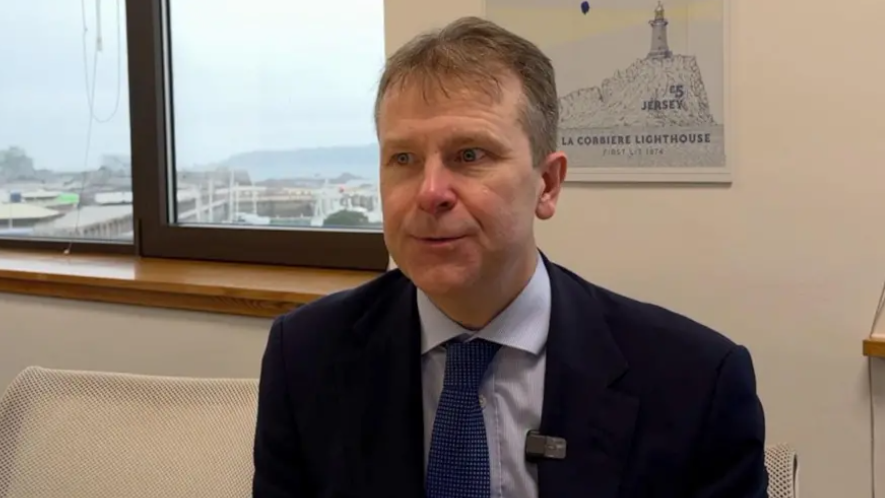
[538,259,640,498]
[336,278,425,498]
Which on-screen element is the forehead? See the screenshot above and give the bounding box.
[377,74,525,139]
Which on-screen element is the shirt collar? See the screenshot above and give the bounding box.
[417,253,551,356]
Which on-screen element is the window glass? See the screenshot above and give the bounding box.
[0,1,133,240]
[167,0,386,231]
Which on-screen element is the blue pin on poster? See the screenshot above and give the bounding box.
[580,1,590,14]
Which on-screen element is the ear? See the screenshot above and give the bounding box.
[535,151,567,220]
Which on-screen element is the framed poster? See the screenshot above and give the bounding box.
[485,0,731,184]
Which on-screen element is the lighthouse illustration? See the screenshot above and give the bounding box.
[647,1,672,59]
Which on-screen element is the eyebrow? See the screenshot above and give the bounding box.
[443,130,505,150]
[381,129,506,152]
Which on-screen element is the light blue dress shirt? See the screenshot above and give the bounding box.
[418,254,551,498]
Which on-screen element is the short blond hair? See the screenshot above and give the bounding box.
[374,16,559,165]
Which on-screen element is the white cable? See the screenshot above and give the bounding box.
[868,278,884,498]
[82,0,122,124]
[96,0,103,52]
[66,0,122,255]
[871,279,885,337]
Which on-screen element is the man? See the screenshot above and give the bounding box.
[253,16,768,498]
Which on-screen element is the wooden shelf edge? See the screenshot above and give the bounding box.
[0,249,382,318]
[863,337,885,358]
[0,276,305,318]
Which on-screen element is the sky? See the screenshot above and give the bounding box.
[0,0,386,172]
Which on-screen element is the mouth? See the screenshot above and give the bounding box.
[416,236,465,246]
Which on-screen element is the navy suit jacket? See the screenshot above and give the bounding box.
[253,257,768,497]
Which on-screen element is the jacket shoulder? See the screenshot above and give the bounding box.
[554,264,740,364]
[271,269,412,359]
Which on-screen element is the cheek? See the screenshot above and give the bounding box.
[380,185,410,222]
[464,183,532,239]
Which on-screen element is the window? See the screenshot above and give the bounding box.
[1,0,389,271]
[0,1,133,248]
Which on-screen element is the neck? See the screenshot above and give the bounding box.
[430,248,539,330]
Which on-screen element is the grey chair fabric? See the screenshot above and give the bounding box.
[0,366,258,498]
[765,442,800,498]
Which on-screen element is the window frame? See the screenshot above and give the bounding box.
[0,0,390,272]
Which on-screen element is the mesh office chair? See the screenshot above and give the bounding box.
[0,366,800,498]
[0,366,258,498]
[765,442,800,498]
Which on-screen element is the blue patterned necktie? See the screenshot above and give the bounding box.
[426,338,501,498]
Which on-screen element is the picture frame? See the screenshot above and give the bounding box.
[484,0,732,184]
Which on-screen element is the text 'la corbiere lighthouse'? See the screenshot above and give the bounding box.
[647,1,673,59]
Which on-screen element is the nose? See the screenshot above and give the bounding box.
[416,157,457,215]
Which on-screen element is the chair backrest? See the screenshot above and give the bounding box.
[0,366,259,498]
[765,442,800,498]
[1,366,799,498]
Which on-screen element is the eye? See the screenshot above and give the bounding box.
[456,148,486,163]
[392,152,412,165]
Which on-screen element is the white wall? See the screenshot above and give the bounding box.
[2,0,885,496]
[0,293,269,386]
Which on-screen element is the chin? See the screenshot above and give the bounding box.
[400,261,479,297]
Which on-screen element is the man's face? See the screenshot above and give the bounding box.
[377,73,565,298]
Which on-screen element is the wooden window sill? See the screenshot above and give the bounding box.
[0,249,383,318]
[864,337,885,358]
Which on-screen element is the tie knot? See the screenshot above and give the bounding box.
[443,338,501,392]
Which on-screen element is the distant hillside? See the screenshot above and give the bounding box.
[221,144,379,181]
